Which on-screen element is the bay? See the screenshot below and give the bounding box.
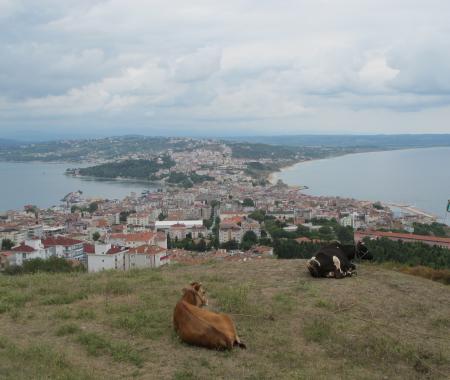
[0,162,157,212]
[273,147,450,223]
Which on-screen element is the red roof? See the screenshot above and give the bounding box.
[110,232,155,242]
[222,216,243,224]
[171,223,186,228]
[11,244,35,253]
[83,243,95,254]
[107,245,126,255]
[356,230,450,244]
[128,244,166,255]
[42,236,83,248]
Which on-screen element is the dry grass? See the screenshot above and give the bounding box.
[0,259,449,379]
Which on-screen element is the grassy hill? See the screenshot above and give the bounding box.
[0,260,449,379]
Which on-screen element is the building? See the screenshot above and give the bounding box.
[126,212,153,227]
[155,220,203,230]
[108,231,155,248]
[7,239,49,266]
[354,230,450,249]
[219,224,243,244]
[127,245,170,269]
[242,219,261,238]
[86,244,128,272]
[87,243,170,272]
[42,236,85,261]
[168,223,188,240]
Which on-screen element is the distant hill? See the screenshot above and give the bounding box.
[227,134,450,148]
[0,259,448,379]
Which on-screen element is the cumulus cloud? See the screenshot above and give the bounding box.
[1,0,450,136]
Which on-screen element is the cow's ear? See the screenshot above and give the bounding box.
[194,283,202,291]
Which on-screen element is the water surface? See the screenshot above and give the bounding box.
[274,147,450,223]
[0,162,156,211]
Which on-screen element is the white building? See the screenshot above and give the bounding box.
[87,244,128,273]
[126,245,170,269]
[155,220,203,230]
[8,239,49,266]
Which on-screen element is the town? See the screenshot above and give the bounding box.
[1,143,447,274]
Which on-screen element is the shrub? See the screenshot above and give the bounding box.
[398,266,450,285]
[56,323,80,336]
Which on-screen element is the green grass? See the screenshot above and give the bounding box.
[41,292,87,305]
[0,260,449,379]
[56,323,81,336]
[76,331,143,366]
[303,318,332,343]
[0,337,93,379]
[212,284,251,314]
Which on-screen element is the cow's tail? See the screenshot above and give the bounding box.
[307,258,320,278]
[234,335,247,349]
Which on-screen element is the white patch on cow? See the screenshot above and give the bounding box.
[332,256,343,274]
[310,256,321,267]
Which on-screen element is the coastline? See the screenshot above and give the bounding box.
[267,145,450,186]
[66,173,164,186]
[269,147,449,223]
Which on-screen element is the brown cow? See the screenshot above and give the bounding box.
[173,283,246,350]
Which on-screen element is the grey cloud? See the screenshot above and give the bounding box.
[1,0,450,135]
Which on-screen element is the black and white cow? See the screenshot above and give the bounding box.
[306,241,372,279]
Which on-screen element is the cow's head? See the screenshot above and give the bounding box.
[356,241,372,260]
[182,281,208,306]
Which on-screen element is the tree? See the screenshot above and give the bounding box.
[1,238,14,250]
[373,202,384,210]
[335,226,354,244]
[88,202,99,214]
[249,209,266,223]
[158,212,167,221]
[210,200,220,208]
[242,198,255,207]
[196,239,207,252]
[203,219,213,229]
[220,239,239,251]
[119,210,134,223]
[318,226,334,241]
[92,231,101,241]
[71,205,80,214]
[241,231,258,250]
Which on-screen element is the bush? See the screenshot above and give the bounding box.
[398,266,450,285]
[4,257,84,276]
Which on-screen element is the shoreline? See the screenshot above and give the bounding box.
[66,173,164,186]
[269,147,447,223]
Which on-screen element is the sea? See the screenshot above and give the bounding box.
[0,162,157,212]
[273,147,450,224]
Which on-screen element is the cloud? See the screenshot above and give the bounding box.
[1,0,450,136]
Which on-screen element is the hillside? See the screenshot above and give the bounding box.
[0,260,449,379]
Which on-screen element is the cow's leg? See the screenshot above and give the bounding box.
[332,256,345,279]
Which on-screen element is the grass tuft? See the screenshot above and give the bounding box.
[213,284,250,313]
[41,292,86,305]
[56,323,81,336]
[303,318,332,343]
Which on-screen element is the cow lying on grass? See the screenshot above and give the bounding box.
[307,241,372,279]
[173,282,246,350]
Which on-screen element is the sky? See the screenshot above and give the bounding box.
[1,0,450,139]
